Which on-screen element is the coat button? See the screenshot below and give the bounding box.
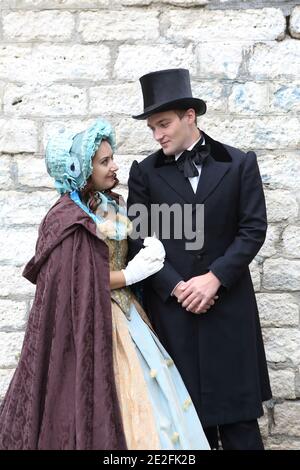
[150,369,158,378]
[183,397,192,411]
[171,432,179,443]
[165,358,174,367]
[196,253,203,260]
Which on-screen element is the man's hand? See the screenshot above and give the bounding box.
[175,272,221,314]
[173,281,186,299]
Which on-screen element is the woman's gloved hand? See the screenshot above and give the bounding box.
[122,236,166,286]
[142,236,166,260]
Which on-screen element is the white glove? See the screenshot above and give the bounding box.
[122,237,165,286]
[143,236,166,260]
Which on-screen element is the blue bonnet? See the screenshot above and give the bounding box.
[45,118,116,194]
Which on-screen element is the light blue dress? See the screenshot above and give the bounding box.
[127,303,210,450]
[70,190,210,450]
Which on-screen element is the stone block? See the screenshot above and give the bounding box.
[263,258,300,291]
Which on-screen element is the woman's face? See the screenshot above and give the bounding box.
[91,140,119,191]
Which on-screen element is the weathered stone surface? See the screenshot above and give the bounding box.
[89,83,141,116]
[115,45,197,80]
[0,191,58,226]
[263,328,300,364]
[16,156,54,189]
[114,155,144,186]
[259,153,300,190]
[116,186,128,203]
[0,332,25,368]
[296,369,300,397]
[3,11,74,42]
[0,45,110,83]
[122,0,208,4]
[289,6,300,39]
[200,116,300,150]
[0,265,36,297]
[0,45,34,83]
[197,42,246,80]
[228,82,269,114]
[121,0,152,4]
[166,0,207,4]
[0,228,38,267]
[263,258,300,291]
[249,40,300,79]
[258,224,280,258]
[269,82,300,113]
[33,44,110,83]
[191,81,227,113]
[0,299,28,330]
[265,436,300,450]
[282,226,300,258]
[115,117,158,154]
[0,156,14,189]
[249,259,261,292]
[167,8,285,42]
[79,11,159,41]
[256,293,299,328]
[272,402,300,437]
[5,0,101,7]
[4,84,87,117]
[0,119,38,153]
[264,190,298,222]
[258,410,269,440]
[0,369,15,400]
[269,369,296,399]
[0,83,3,111]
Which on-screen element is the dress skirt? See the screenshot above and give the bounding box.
[111,301,210,450]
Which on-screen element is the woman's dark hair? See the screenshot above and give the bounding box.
[80,176,120,212]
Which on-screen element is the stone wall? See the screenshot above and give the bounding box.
[0,0,299,450]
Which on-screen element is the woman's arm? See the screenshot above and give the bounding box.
[110,237,165,290]
[110,270,126,290]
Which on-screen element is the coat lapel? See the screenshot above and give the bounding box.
[154,133,232,204]
[195,154,231,203]
[155,162,196,203]
[195,131,232,202]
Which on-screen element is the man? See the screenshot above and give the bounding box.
[127,68,272,450]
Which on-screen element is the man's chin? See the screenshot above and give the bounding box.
[162,148,173,156]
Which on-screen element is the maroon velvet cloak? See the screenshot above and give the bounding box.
[0,194,127,450]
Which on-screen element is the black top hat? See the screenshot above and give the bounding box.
[132,68,206,120]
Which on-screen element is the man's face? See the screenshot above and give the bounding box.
[147,110,193,156]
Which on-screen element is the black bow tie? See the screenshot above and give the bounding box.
[176,138,211,178]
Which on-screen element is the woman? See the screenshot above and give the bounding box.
[0,118,209,450]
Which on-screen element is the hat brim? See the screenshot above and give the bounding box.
[132,98,206,120]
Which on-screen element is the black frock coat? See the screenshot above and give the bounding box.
[127,132,272,428]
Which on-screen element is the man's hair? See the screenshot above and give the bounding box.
[174,109,197,125]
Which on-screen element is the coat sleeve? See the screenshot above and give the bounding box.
[127,160,182,302]
[209,151,267,289]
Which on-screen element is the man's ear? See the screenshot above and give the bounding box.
[185,108,196,124]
